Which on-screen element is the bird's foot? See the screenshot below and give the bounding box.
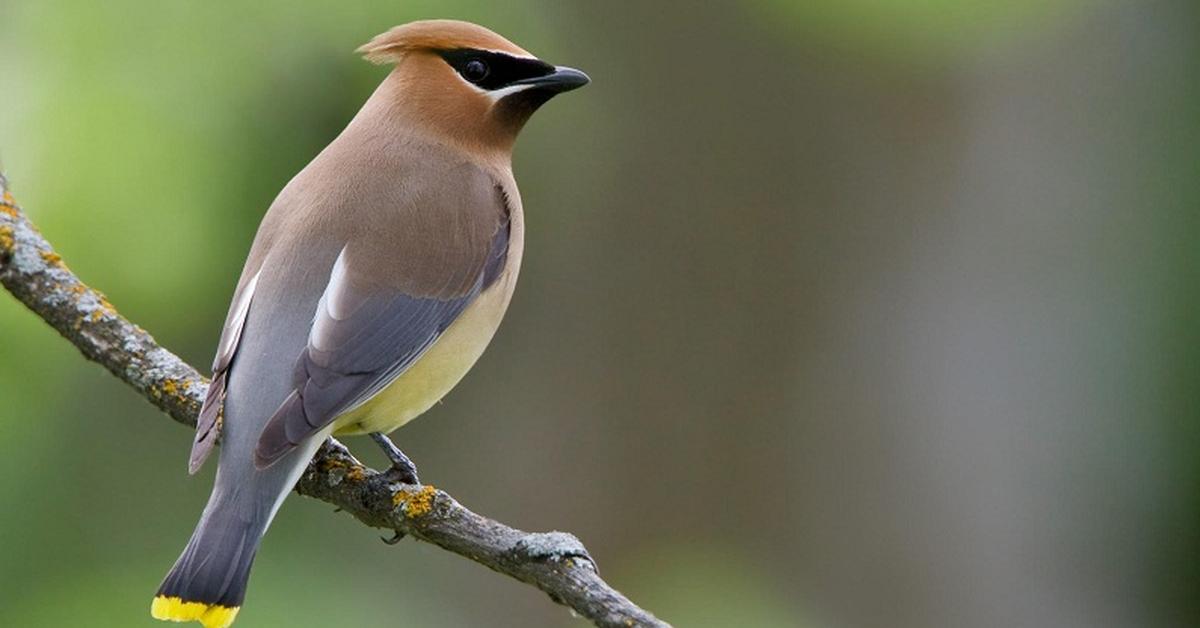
[370,432,420,485]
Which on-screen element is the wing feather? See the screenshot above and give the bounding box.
[253,204,510,468]
[189,270,261,473]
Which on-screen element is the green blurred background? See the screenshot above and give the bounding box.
[1,1,1198,626]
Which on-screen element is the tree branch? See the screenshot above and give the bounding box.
[0,173,667,628]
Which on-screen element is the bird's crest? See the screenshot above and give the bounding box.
[358,19,533,64]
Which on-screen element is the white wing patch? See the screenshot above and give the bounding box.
[217,270,260,364]
[310,245,371,353]
[323,246,354,320]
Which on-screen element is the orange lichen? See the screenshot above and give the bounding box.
[0,191,16,217]
[393,484,437,517]
[39,250,62,265]
[83,294,115,322]
[313,456,365,484]
[320,457,347,472]
[0,226,13,251]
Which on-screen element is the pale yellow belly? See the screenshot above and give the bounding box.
[331,268,517,436]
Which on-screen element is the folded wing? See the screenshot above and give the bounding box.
[254,181,510,468]
[189,269,262,474]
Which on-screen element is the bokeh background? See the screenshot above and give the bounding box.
[1,1,1198,627]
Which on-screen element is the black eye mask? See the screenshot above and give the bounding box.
[438,49,555,91]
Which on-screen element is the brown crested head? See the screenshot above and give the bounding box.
[358,20,588,153]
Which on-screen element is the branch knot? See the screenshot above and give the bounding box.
[513,531,596,571]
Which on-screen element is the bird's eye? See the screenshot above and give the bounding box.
[463,59,489,84]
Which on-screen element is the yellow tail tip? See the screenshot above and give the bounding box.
[151,595,240,628]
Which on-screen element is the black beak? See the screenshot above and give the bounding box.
[512,66,590,93]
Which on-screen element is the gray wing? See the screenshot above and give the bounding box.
[189,269,262,473]
[253,218,510,468]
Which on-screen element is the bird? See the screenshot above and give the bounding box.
[150,20,588,628]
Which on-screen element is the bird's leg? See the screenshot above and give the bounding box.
[370,432,420,485]
[370,432,419,545]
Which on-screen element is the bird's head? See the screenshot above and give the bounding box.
[358,20,589,153]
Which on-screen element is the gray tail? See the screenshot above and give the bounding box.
[153,428,326,625]
[154,489,267,612]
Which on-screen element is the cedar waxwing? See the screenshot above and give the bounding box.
[151,20,588,628]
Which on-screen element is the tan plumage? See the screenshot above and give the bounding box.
[359,19,533,62]
[155,20,587,628]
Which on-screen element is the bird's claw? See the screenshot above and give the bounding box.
[370,432,421,485]
[382,464,420,486]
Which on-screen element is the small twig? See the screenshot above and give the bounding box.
[0,173,668,628]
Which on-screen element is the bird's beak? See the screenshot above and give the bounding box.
[512,66,591,93]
